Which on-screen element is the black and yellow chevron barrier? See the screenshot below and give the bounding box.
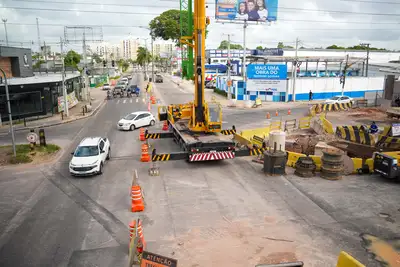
[335,125,375,146]
[249,148,265,156]
[152,153,171,161]
[376,135,400,148]
[312,102,353,115]
[221,129,236,135]
[145,133,161,139]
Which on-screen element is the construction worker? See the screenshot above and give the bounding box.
[369,121,378,134]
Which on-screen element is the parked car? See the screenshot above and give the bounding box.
[102,83,111,90]
[324,95,354,105]
[155,74,163,83]
[117,111,156,131]
[206,80,216,89]
[69,137,111,176]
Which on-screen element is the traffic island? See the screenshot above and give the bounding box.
[0,144,60,165]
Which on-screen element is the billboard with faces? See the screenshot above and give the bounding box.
[215,0,278,22]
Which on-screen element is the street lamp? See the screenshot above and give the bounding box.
[2,19,9,46]
[0,68,16,157]
[360,43,370,77]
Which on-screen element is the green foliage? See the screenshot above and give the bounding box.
[149,9,209,44]
[92,53,102,64]
[2,144,60,164]
[10,154,32,164]
[214,88,235,99]
[256,46,263,49]
[277,42,293,49]
[218,40,243,50]
[136,47,152,67]
[64,50,81,68]
[33,60,45,69]
[326,44,386,51]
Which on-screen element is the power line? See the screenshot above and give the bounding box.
[11,0,178,8]
[2,5,400,17]
[339,0,400,4]
[6,22,400,31]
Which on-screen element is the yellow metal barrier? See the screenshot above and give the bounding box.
[321,116,335,134]
[299,116,311,129]
[336,251,365,267]
[240,127,271,141]
[270,121,281,131]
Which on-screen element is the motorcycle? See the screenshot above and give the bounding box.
[107,91,112,100]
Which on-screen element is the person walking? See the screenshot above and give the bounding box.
[309,90,313,101]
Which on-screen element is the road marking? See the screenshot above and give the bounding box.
[116,100,120,104]
[136,99,139,103]
[123,99,126,104]
[130,99,133,103]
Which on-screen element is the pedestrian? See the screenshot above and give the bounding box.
[145,83,149,93]
[309,90,313,101]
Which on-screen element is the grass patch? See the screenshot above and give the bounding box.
[0,144,61,165]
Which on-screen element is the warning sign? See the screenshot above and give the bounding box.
[140,251,177,267]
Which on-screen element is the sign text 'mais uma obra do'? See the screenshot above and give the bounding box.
[247,64,288,80]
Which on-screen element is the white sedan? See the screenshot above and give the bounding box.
[324,95,354,105]
[69,137,111,176]
[117,111,156,131]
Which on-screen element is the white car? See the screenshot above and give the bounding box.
[121,78,129,86]
[324,95,354,105]
[102,83,111,90]
[117,111,156,131]
[69,137,111,176]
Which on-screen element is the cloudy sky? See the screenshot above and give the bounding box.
[0,0,399,53]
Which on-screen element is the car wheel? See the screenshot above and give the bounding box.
[149,120,155,126]
[106,148,111,160]
[130,124,136,131]
[98,163,103,175]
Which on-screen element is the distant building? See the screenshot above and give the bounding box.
[0,46,33,78]
[121,39,139,60]
[153,41,174,58]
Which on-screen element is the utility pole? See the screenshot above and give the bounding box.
[151,31,155,83]
[82,30,89,101]
[60,37,68,116]
[341,54,349,96]
[43,41,48,62]
[36,18,41,55]
[2,19,9,46]
[291,37,300,102]
[226,34,232,100]
[242,20,247,100]
[0,68,16,157]
[360,43,370,77]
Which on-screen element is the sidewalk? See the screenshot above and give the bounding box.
[165,74,320,110]
[0,87,107,133]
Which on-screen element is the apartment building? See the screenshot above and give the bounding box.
[153,41,174,58]
[121,39,139,60]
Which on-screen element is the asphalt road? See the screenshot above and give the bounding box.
[0,72,399,267]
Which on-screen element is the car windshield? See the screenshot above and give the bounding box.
[104,83,109,86]
[123,114,137,120]
[330,97,340,100]
[74,146,99,157]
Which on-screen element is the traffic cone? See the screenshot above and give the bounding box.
[139,128,145,141]
[137,219,146,249]
[131,185,145,212]
[151,96,156,104]
[162,121,168,131]
[140,144,150,162]
[288,108,291,115]
[266,112,271,119]
[147,101,151,111]
[275,110,279,116]
[129,220,136,243]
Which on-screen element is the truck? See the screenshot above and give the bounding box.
[144,1,263,162]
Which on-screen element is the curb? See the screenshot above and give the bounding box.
[0,99,106,134]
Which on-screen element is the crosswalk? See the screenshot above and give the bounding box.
[108,98,144,104]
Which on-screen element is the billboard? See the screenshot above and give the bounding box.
[215,0,278,22]
[247,64,287,80]
[247,64,287,93]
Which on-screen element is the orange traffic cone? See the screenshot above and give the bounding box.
[129,220,136,243]
[275,110,279,116]
[266,112,271,119]
[137,219,146,249]
[288,108,291,115]
[162,121,168,131]
[139,128,145,141]
[131,185,145,212]
[151,96,156,104]
[140,144,150,162]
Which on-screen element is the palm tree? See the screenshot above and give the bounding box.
[136,47,151,72]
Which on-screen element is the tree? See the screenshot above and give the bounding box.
[64,50,81,68]
[277,42,293,49]
[92,53,102,64]
[218,40,243,49]
[149,9,208,44]
[326,44,345,49]
[256,46,263,50]
[136,47,151,68]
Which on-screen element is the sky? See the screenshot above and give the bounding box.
[0,0,399,53]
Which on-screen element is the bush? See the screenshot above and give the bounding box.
[213,88,236,99]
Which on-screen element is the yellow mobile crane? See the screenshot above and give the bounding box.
[145,0,263,162]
